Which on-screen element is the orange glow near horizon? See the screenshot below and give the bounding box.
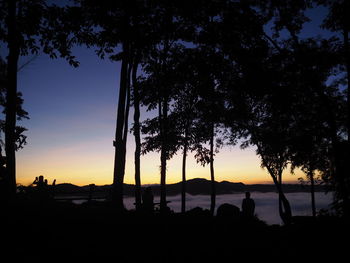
[17,138,304,187]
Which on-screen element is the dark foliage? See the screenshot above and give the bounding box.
[0,0,348,244]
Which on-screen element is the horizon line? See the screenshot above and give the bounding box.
[41,177,302,187]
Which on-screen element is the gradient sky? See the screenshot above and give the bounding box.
[10,5,331,186]
[15,46,303,187]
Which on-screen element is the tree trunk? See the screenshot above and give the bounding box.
[181,129,188,213]
[278,190,292,225]
[5,0,20,200]
[343,26,350,217]
[120,62,132,178]
[342,17,349,130]
[278,170,283,220]
[209,123,216,216]
[344,28,350,139]
[132,60,142,210]
[112,41,129,210]
[309,169,316,217]
[160,98,168,213]
[262,158,292,225]
[275,170,292,225]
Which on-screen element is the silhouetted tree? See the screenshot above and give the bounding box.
[0,0,79,201]
[3,0,25,200]
[318,0,349,134]
[140,42,184,212]
[241,0,349,221]
[138,1,201,212]
[190,2,234,215]
[233,0,335,224]
[241,101,294,225]
[131,58,142,210]
[128,2,176,211]
[284,38,345,217]
[77,0,146,209]
[317,0,350,216]
[190,50,227,216]
[170,48,203,213]
[204,0,270,216]
[277,17,348,216]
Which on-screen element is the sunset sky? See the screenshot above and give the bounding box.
[15,46,303,187]
[11,5,331,187]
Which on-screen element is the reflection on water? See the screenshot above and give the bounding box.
[124,192,333,225]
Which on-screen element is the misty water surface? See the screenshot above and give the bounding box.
[123,192,333,225]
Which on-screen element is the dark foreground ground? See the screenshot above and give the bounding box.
[2,201,349,262]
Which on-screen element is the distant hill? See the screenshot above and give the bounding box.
[53,178,325,197]
[147,178,325,196]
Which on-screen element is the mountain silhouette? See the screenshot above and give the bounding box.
[53,178,325,197]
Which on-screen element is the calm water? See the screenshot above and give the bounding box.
[123,192,333,225]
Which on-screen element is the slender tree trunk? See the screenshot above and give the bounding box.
[279,189,292,224]
[342,14,349,133]
[344,28,350,142]
[308,169,316,217]
[160,98,168,212]
[209,123,216,216]
[181,129,188,213]
[112,41,129,210]
[120,62,132,176]
[158,39,171,213]
[262,156,292,224]
[343,26,350,217]
[132,61,142,211]
[278,170,283,220]
[277,171,292,224]
[5,0,20,200]
[275,170,292,224]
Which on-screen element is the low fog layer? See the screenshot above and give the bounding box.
[123,192,333,225]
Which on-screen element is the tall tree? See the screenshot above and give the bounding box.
[201,0,269,215]
[77,0,148,209]
[131,58,142,210]
[317,0,350,216]
[319,0,349,137]
[139,1,199,212]
[171,48,202,213]
[286,38,344,217]
[112,40,130,209]
[0,0,79,201]
[4,0,20,198]
[191,49,226,216]
[140,42,183,212]
[240,92,294,225]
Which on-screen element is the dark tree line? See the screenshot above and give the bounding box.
[0,0,349,222]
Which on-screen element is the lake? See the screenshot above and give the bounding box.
[123,192,333,225]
